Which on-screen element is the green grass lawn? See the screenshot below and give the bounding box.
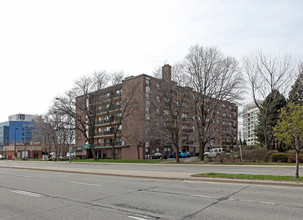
[194,172,303,181]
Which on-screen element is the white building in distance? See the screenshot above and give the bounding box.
[242,101,263,145]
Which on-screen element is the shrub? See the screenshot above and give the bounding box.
[266,150,279,162]
[271,153,288,163]
[242,148,268,162]
[288,154,303,163]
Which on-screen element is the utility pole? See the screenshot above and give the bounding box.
[14,128,18,160]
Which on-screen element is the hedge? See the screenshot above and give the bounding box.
[271,153,288,163]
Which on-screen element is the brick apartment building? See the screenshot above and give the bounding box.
[75,65,238,159]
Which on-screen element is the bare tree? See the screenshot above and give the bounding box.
[54,72,109,160]
[243,50,296,149]
[33,108,75,159]
[102,72,139,159]
[185,45,243,160]
[123,114,151,160]
[152,64,189,163]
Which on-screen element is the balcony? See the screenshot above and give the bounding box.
[96,142,122,147]
[182,139,193,145]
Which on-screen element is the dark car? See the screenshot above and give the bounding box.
[149,152,163,159]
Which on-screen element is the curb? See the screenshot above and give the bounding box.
[1,165,303,188]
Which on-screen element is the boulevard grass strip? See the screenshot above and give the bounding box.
[194,173,303,181]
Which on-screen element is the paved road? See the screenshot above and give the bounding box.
[0,160,299,176]
[0,167,302,220]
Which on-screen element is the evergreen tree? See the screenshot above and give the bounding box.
[255,90,287,150]
[288,67,303,105]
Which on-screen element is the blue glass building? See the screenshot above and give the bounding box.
[0,114,37,145]
[0,122,9,145]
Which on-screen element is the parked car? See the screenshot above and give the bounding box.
[184,152,191,157]
[0,155,5,159]
[170,152,190,158]
[207,148,226,158]
[149,152,163,159]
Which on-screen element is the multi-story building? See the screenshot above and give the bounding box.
[0,122,9,146]
[0,114,37,145]
[75,65,238,159]
[242,101,262,145]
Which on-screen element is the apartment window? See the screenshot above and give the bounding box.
[156,147,160,153]
[146,93,150,101]
[156,108,160,115]
[105,93,111,99]
[146,107,150,114]
[97,139,101,144]
[116,90,122,95]
[146,79,150,87]
[156,96,160,103]
[164,110,169,115]
[222,104,226,109]
[116,101,121,107]
[97,128,101,134]
[156,82,160,90]
[182,113,188,119]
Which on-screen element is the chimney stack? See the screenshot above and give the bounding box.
[162,64,171,81]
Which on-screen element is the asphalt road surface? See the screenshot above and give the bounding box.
[0,160,298,176]
[0,167,302,220]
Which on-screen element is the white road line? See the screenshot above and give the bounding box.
[230,198,276,205]
[193,194,276,205]
[194,194,220,199]
[70,181,103,187]
[14,174,33,178]
[128,216,148,220]
[11,190,43,198]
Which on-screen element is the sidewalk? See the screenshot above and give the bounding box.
[1,162,303,188]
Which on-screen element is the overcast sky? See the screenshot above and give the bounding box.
[0,0,302,122]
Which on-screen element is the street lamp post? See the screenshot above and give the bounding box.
[14,128,18,160]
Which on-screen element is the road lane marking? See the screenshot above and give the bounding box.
[230,198,276,205]
[70,181,103,187]
[194,194,276,205]
[194,194,220,199]
[14,174,34,178]
[128,216,148,220]
[11,190,43,198]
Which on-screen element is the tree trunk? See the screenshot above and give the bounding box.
[295,149,300,178]
[90,145,97,160]
[199,141,205,161]
[137,145,140,160]
[175,145,180,163]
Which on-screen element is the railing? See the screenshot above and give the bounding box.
[96,142,122,147]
